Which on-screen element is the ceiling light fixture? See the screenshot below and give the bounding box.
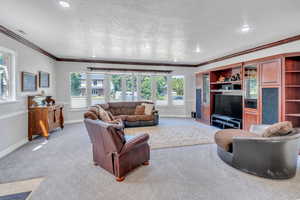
[59,1,70,8]
[174,58,177,62]
[241,24,250,32]
[195,46,201,53]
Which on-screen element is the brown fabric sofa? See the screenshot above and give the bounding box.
[90,101,159,127]
[215,123,300,179]
[84,118,150,181]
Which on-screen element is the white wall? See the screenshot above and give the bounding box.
[55,62,196,123]
[0,33,56,158]
[196,40,300,72]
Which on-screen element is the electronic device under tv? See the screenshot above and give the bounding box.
[214,94,242,119]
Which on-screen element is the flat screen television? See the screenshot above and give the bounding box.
[214,94,242,119]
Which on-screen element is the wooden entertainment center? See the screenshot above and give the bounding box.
[196,52,300,130]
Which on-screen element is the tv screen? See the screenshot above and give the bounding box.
[214,94,242,119]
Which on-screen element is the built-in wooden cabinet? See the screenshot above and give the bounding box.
[244,109,259,131]
[195,52,300,129]
[260,59,281,86]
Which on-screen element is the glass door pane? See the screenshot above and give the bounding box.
[244,65,258,109]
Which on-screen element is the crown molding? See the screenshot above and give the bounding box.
[1,24,300,68]
[197,34,300,66]
[0,25,58,60]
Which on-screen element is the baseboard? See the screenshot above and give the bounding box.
[160,115,190,118]
[65,119,83,124]
[0,138,28,160]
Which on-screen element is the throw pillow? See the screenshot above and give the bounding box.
[134,105,145,115]
[84,111,98,120]
[262,121,293,137]
[142,103,154,115]
[97,105,112,122]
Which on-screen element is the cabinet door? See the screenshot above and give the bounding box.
[260,59,281,86]
[243,110,259,131]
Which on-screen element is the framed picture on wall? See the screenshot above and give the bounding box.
[21,72,37,92]
[39,71,50,88]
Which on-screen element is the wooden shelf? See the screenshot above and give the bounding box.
[285,114,300,117]
[285,85,300,88]
[210,81,242,85]
[286,99,300,102]
[286,70,300,73]
[210,89,243,93]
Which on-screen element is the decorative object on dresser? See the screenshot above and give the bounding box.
[28,95,64,140]
[21,72,37,92]
[39,71,50,88]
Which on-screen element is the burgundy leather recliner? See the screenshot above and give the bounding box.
[84,118,150,181]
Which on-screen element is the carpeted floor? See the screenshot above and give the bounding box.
[0,118,299,200]
[125,118,217,149]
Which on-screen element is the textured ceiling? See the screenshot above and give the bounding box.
[0,0,300,64]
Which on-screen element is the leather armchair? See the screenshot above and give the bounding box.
[84,119,150,181]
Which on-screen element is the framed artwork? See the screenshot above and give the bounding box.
[21,72,37,92]
[39,71,50,88]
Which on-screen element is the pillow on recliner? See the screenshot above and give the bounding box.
[262,121,293,137]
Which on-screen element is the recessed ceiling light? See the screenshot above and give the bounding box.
[241,24,250,32]
[174,58,177,62]
[195,46,201,53]
[59,1,70,8]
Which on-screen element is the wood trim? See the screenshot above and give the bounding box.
[59,58,196,68]
[197,34,300,66]
[2,24,300,68]
[0,25,58,60]
[87,67,173,73]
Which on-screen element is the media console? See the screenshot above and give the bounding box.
[211,114,242,129]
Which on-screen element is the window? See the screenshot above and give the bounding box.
[70,73,87,108]
[110,74,122,101]
[0,50,14,101]
[90,74,105,105]
[172,75,184,105]
[140,75,151,100]
[125,75,137,101]
[69,72,185,108]
[155,76,168,105]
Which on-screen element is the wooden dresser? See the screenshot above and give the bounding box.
[28,96,64,140]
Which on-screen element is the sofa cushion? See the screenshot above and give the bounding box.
[126,115,138,122]
[215,129,258,152]
[134,105,145,115]
[262,121,293,137]
[142,103,154,115]
[97,105,112,122]
[84,111,98,120]
[114,115,128,121]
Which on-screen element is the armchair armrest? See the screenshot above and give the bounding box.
[120,133,149,154]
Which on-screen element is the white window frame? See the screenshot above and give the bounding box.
[0,47,16,103]
[69,71,185,108]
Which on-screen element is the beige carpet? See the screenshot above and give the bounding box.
[124,118,218,149]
